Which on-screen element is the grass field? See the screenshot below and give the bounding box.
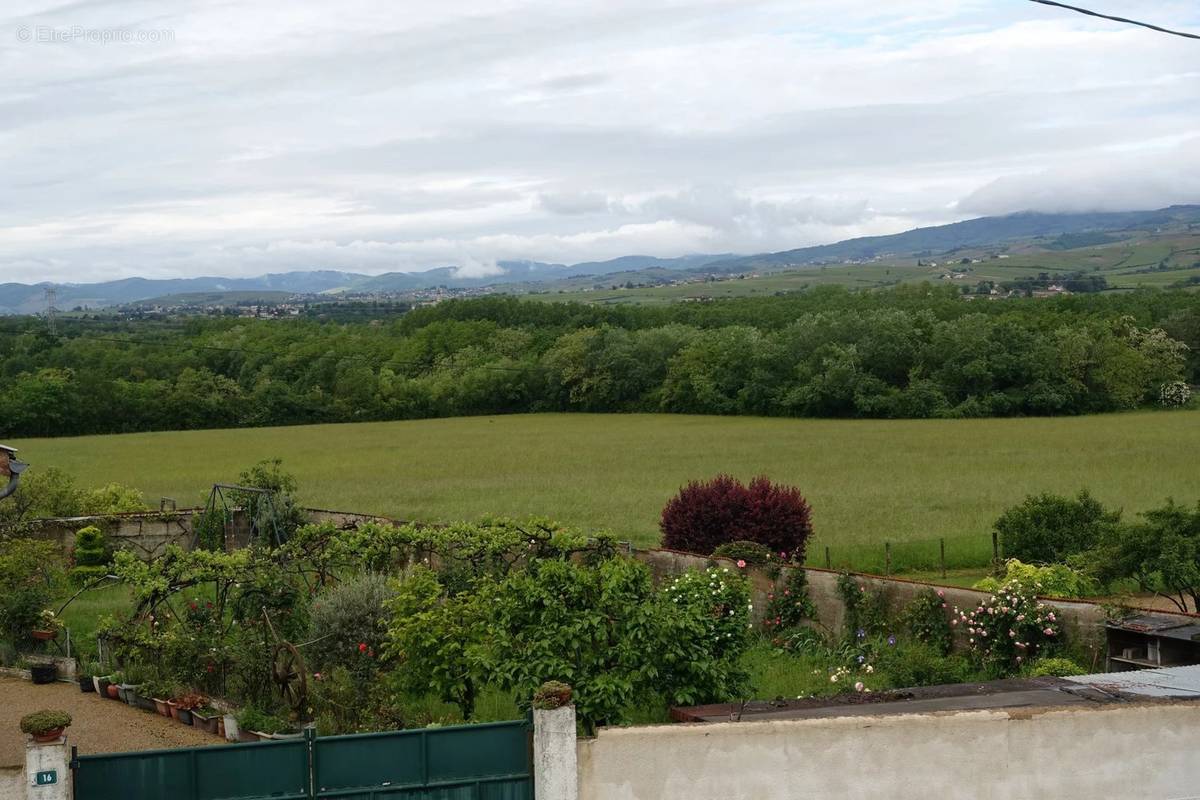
[11,411,1200,572]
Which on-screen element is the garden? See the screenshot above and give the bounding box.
[8,463,1185,745]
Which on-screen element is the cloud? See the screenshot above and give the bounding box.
[0,0,1198,283]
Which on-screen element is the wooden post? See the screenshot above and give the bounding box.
[992,531,1000,564]
[885,542,891,576]
[825,546,831,570]
[940,538,946,579]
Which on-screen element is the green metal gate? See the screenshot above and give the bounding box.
[72,720,532,800]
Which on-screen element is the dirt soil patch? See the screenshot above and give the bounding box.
[0,678,216,767]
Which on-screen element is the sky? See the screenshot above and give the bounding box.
[1,0,1198,284]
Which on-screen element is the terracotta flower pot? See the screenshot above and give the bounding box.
[153,699,171,717]
[30,630,57,641]
[217,716,226,738]
[167,701,180,721]
[31,727,65,743]
[106,684,120,699]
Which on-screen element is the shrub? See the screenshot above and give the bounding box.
[308,573,397,673]
[236,707,292,735]
[1023,657,1087,678]
[19,710,71,736]
[953,579,1062,675]
[900,589,953,655]
[995,490,1119,564]
[874,642,975,688]
[711,540,774,567]
[78,484,147,515]
[973,559,1098,599]
[70,525,111,585]
[660,474,812,559]
[836,573,891,641]
[0,539,65,647]
[532,681,573,710]
[762,569,816,637]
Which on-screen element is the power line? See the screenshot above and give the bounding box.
[1026,0,1200,40]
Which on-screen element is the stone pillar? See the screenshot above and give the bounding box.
[533,705,578,800]
[25,736,70,800]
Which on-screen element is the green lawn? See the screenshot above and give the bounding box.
[11,411,1199,570]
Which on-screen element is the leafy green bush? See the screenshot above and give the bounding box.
[874,642,975,688]
[79,484,147,515]
[952,579,1063,675]
[0,539,65,647]
[995,490,1119,564]
[836,573,891,641]
[711,540,779,575]
[236,707,292,735]
[973,559,1098,599]
[762,569,816,637]
[900,589,953,655]
[70,525,111,586]
[1075,499,1200,614]
[308,573,396,673]
[19,710,71,736]
[1022,657,1087,678]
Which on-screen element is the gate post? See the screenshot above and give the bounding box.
[25,735,70,800]
[533,705,578,800]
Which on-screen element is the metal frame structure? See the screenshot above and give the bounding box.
[197,482,289,549]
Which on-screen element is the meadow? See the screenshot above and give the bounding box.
[12,410,1199,572]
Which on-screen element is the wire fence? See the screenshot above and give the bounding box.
[807,532,1000,577]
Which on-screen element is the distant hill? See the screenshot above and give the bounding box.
[3,206,1197,314]
[700,205,1200,273]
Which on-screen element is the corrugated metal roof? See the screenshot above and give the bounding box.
[0,444,15,454]
[1066,664,1200,698]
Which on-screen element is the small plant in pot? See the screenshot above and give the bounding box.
[20,710,71,744]
[120,665,149,707]
[141,680,173,717]
[31,610,63,642]
[172,691,206,726]
[96,673,114,698]
[107,671,126,700]
[187,698,220,735]
[78,661,99,693]
[236,708,297,741]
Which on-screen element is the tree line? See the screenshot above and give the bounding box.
[1,285,1197,437]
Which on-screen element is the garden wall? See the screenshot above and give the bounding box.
[576,701,1200,800]
[12,510,199,559]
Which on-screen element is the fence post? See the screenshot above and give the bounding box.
[992,531,1000,565]
[24,733,71,800]
[825,546,831,570]
[940,538,946,579]
[533,704,578,800]
[884,542,891,576]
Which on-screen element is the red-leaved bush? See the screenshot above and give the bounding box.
[660,474,812,560]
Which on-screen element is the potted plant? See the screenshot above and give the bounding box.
[30,660,57,685]
[235,708,296,742]
[121,665,148,707]
[172,691,205,726]
[107,670,125,700]
[20,710,71,744]
[78,661,99,693]
[144,680,172,717]
[187,698,220,735]
[96,673,114,698]
[135,679,162,713]
[31,610,63,642]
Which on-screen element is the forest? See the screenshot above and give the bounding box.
[0,285,1197,437]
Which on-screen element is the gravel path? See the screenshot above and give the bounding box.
[0,678,217,767]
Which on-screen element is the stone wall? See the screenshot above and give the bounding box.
[577,702,1200,800]
[11,511,198,560]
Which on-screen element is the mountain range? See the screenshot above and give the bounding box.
[3,205,1197,314]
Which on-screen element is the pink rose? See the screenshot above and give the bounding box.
[736,560,746,568]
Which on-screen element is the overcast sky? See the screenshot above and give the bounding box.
[2,0,1198,283]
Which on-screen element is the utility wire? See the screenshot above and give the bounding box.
[1027,0,1200,40]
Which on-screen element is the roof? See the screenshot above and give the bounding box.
[672,666,1200,724]
[1107,613,1200,643]
[1065,665,1200,699]
[0,444,15,456]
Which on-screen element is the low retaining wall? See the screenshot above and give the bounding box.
[576,702,1200,800]
[10,510,198,559]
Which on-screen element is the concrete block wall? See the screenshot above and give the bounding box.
[576,702,1200,800]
